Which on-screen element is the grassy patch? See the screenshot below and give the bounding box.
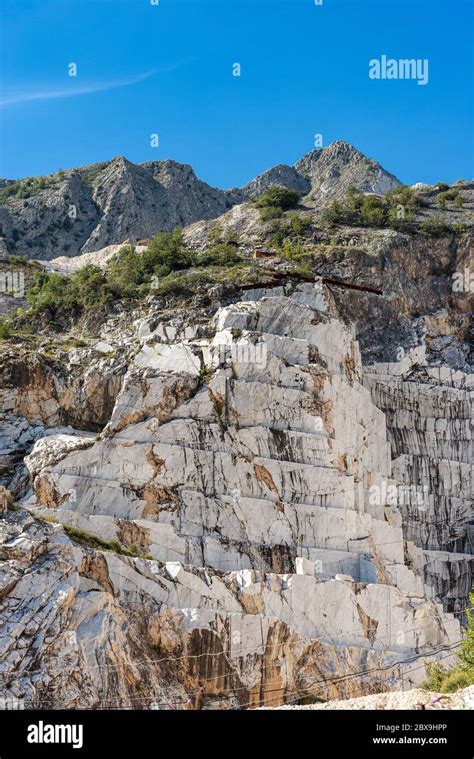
[437,189,462,210]
[0,177,52,203]
[58,522,152,559]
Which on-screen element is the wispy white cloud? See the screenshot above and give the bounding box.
[0,66,176,107]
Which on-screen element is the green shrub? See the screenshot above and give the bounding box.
[436,182,450,191]
[458,591,474,671]
[6,254,29,266]
[106,245,147,298]
[322,201,344,226]
[436,189,462,211]
[0,319,12,339]
[0,182,21,202]
[107,228,192,295]
[72,265,113,309]
[323,186,424,230]
[423,661,449,691]
[385,186,422,219]
[437,190,460,210]
[141,227,192,274]
[442,189,460,201]
[26,228,195,323]
[322,193,388,228]
[297,695,326,705]
[268,213,313,246]
[385,185,417,206]
[422,590,474,693]
[421,216,454,236]
[439,669,472,693]
[259,205,283,221]
[255,186,300,211]
[207,225,239,247]
[288,212,312,235]
[155,270,214,297]
[208,225,224,245]
[28,271,74,317]
[26,264,113,325]
[360,195,387,226]
[0,177,49,203]
[194,242,242,267]
[280,239,307,260]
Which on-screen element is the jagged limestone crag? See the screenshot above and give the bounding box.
[0,282,467,709]
[0,157,244,261]
[241,141,400,201]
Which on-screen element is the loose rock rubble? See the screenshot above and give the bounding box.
[269,685,474,710]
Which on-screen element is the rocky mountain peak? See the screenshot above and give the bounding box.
[294,141,400,199]
[296,140,360,166]
[243,141,400,206]
[142,159,200,189]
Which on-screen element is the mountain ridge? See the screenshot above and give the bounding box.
[0,141,401,260]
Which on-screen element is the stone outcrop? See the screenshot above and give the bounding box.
[1,282,467,709]
[0,351,124,431]
[365,367,473,616]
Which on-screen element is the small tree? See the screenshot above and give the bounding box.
[143,228,192,274]
[71,265,112,308]
[322,200,344,225]
[107,245,145,297]
[0,318,11,339]
[360,195,387,227]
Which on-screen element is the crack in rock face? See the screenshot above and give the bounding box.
[0,280,472,709]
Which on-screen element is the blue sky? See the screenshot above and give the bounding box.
[0,0,473,187]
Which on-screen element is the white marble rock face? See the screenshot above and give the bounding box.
[0,283,471,708]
